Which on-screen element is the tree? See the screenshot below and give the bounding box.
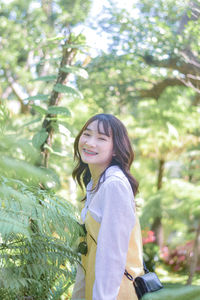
[76,0,200,283]
[0,1,91,298]
[0,0,91,113]
[96,0,200,100]
[0,29,90,297]
[0,101,82,299]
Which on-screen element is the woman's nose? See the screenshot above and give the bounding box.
[85,137,96,147]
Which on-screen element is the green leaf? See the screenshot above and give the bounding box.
[47,36,65,41]
[61,66,88,79]
[33,75,57,82]
[63,44,86,49]
[25,94,49,101]
[36,57,62,66]
[32,128,48,149]
[31,105,48,115]
[21,117,42,128]
[53,83,83,99]
[48,106,71,116]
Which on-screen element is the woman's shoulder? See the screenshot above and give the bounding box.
[105,165,127,180]
[103,165,131,190]
[100,166,135,210]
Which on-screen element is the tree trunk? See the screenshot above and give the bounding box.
[186,221,200,285]
[40,35,77,167]
[152,159,165,248]
[157,159,165,190]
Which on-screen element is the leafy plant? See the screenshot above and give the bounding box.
[0,105,82,299]
[0,163,81,299]
[161,241,200,272]
[142,229,160,272]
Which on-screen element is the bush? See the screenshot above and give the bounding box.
[0,174,81,299]
[161,241,200,272]
[142,229,160,272]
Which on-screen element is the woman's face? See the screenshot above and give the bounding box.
[78,120,114,171]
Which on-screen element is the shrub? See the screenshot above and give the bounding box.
[142,229,160,271]
[161,241,200,272]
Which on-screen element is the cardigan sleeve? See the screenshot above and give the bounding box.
[71,263,85,300]
[92,178,136,300]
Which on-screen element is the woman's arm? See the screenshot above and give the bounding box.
[93,179,136,300]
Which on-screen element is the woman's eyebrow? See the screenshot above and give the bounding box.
[98,132,108,136]
[84,127,108,136]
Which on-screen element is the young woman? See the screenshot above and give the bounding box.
[71,113,144,300]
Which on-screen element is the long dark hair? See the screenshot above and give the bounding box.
[72,114,139,196]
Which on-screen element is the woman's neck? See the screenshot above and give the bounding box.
[89,164,108,188]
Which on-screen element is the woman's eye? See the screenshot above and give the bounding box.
[98,137,106,141]
[83,133,90,136]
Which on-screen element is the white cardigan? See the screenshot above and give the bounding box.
[72,165,136,300]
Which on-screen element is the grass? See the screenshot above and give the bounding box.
[63,265,200,299]
[156,264,200,286]
[141,265,200,300]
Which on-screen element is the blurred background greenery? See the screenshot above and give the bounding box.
[0,0,199,299]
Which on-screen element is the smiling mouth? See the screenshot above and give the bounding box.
[83,148,98,155]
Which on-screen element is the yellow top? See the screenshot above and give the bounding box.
[82,211,144,300]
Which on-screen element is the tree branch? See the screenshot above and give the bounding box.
[140,1,200,98]
[4,70,30,114]
[41,36,78,168]
[186,221,200,285]
[138,77,185,100]
[177,0,200,33]
[142,55,200,76]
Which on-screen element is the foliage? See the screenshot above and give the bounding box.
[0,0,91,115]
[161,242,200,272]
[1,0,200,292]
[142,229,159,272]
[0,105,83,299]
